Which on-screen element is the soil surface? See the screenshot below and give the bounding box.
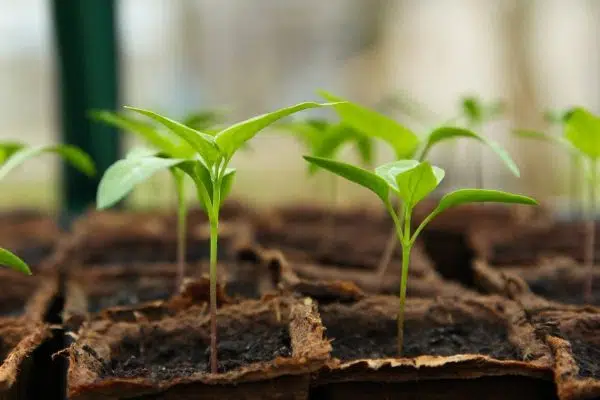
[420,230,475,286]
[10,244,54,266]
[321,309,519,361]
[527,276,600,306]
[102,314,291,379]
[88,287,171,313]
[569,338,600,379]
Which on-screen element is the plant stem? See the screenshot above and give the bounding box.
[398,243,410,356]
[584,159,597,302]
[174,173,187,294]
[209,216,219,373]
[377,200,403,280]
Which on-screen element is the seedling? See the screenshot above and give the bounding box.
[516,107,599,302]
[0,142,95,274]
[304,156,537,354]
[96,101,335,373]
[318,92,519,277]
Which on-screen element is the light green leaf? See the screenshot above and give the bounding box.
[183,110,225,131]
[318,91,419,159]
[220,168,236,206]
[215,102,335,158]
[90,110,191,157]
[354,134,374,167]
[461,97,482,124]
[513,129,573,150]
[97,156,186,209]
[125,107,221,165]
[308,124,351,175]
[433,189,537,217]
[303,156,389,203]
[376,160,444,208]
[565,107,600,159]
[126,147,160,159]
[0,142,25,165]
[0,248,31,275]
[0,145,95,181]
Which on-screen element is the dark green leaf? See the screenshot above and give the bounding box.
[125,107,221,165]
[319,91,419,159]
[0,145,95,181]
[433,189,537,216]
[97,156,186,209]
[303,156,389,203]
[0,248,31,275]
[216,102,335,158]
[565,107,600,159]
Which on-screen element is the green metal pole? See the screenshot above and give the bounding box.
[51,0,121,216]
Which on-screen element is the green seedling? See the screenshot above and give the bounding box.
[516,107,599,302]
[96,101,335,373]
[459,95,506,190]
[304,156,537,354]
[0,142,95,274]
[318,91,519,277]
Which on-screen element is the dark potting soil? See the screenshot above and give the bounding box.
[88,287,171,313]
[102,316,291,379]
[570,338,600,379]
[528,276,600,307]
[10,244,54,267]
[321,310,519,361]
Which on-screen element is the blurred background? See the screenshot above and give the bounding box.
[2,0,600,213]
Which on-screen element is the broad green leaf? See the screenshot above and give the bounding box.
[355,134,374,167]
[215,102,335,158]
[318,91,419,158]
[565,107,600,159]
[303,156,389,203]
[0,142,24,165]
[90,110,190,157]
[375,160,420,192]
[0,145,95,181]
[433,189,537,217]
[420,127,519,176]
[0,248,31,275]
[125,107,221,165]
[97,156,186,209]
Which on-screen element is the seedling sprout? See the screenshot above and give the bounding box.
[0,142,95,274]
[304,156,537,354]
[96,101,335,373]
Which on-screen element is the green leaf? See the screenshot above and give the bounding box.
[90,110,191,157]
[303,156,389,203]
[376,160,444,208]
[97,156,186,209]
[433,189,537,216]
[125,107,221,165]
[0,142,25,165]
[215,102,335,158]
[420,126,519,176]
[183,110,225,131]
[220,168,236,206]
[318,91,419,159]
[0,145,95,181]
[125,147,160,159]
[308,124,351,175]
[461,97,482,124]
[0,248,31,275]
[355,133,374,167]
[565,107,600,159]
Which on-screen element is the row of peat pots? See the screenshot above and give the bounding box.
[0,201,598,400]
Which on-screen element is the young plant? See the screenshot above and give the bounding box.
[92,109,201,292]
[516,107,599,302]
[0,142,95,275]
[304,156,537,354]
[318,92,519,277]
[96,101,334,373]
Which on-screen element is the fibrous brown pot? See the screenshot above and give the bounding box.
[67,297,331,400]
[530,309,600,400]
[473,259,600,311]
[312,295,556,400]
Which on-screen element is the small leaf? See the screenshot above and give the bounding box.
[97,156,186,209]
[376,160,444,208]
[125,107,221,165]
[220,168,237,206]
[90,110,190,157]
[565,107,600,159]
[433,189,537,216]
[0,248,31,275]
[318,91,419,159]
[0,142,25,165]
[216,102,335,158]
[308,124,351,175]
[461,97,482,124]
[183,110,225,131]
[303,156,389,203]
[0,145,95,181]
